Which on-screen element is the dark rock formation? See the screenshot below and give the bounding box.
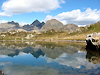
[86,50,100,64]
[31,19,40,26]
[22,24,34,31]
[86,40,100,51]
[22,20,45,31]
[37,22,45,29]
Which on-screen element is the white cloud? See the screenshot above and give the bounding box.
[19,22,28,26]
[44,15,54,21]
[0,0,65,16]
[0,12,11,16]
[45,52,100,69]
[44,8,100,25]
[0,20,8,24]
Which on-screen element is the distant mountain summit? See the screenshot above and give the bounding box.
[0,21,20,32]
[8,21,20,28]
[31,19,40,26]
[60,23,80,33]
[22,20,45,31]
[31,20,45,29]
[41,19,63,31]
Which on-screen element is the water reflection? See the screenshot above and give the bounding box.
[86,50,100,64]
[0,41,100,75]
[0,41,85,59]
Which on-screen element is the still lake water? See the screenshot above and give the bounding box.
[0,41,100,75]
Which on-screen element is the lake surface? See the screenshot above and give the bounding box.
[0,41,100,75]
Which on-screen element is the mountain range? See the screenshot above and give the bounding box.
[0,21,21,32]
[0,19,100,34]
[0,20,45,32]
[22,20,45,31]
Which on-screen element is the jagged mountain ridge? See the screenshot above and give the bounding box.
[0,19,99,33]
[0,20,45,32]
[31,20,45,29]
[22,20,45,31]
[31,19,40,26]
[8,21,20,28]
[0,21,21,32]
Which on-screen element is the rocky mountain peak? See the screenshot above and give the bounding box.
[8,21,20,28]
[0,21,20,32]
[31,19,40,26]
[22,20,45,31]
[41,19,63,31]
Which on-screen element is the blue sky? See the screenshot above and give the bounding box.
[0,0,100,25]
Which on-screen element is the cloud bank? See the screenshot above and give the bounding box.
[0,0,65,16]
[44,8,100,25]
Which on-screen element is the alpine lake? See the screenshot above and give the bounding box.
[0,41,100,75]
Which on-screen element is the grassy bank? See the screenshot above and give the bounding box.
[0,21,100,41]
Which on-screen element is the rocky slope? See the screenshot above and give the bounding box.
[0,21,20,32]
[79,21,100,33]
[59,23,80,33]
[41,19,63,31]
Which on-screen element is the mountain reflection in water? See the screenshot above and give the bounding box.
[0,41,100,75]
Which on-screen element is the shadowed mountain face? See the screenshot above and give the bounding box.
[31,20,40,26]
[22,20,45,31]
[31,20,45,29]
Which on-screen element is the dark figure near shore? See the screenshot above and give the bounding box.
[0,70,4,75]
